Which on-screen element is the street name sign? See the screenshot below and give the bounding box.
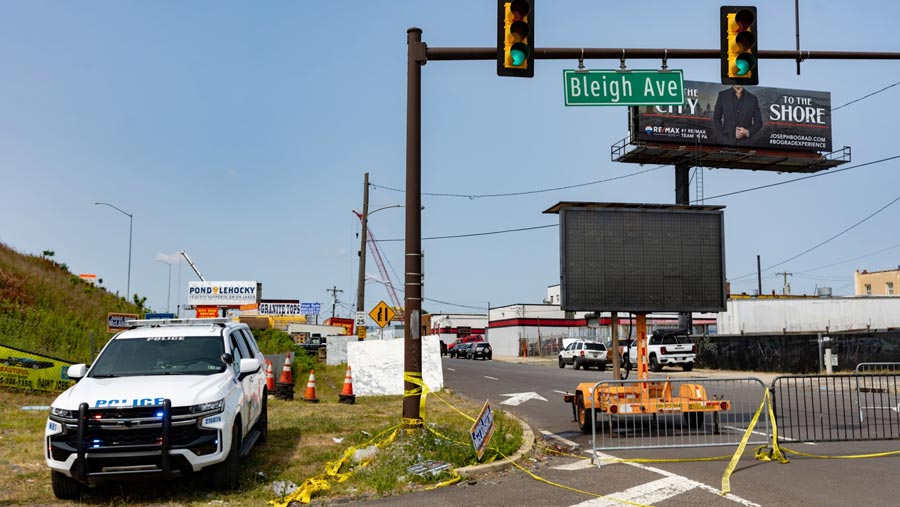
[563,69,685,106]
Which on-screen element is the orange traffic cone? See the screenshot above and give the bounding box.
[265,359,275,392]
[303,369,320,403]
[279,353,293,384]
[339,365,355,404]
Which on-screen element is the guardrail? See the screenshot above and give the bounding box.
[584,377,770,460]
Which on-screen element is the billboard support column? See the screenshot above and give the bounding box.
[675,161,693,333]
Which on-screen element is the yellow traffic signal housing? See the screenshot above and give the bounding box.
[497,0,534,78]
[720,6,758,85]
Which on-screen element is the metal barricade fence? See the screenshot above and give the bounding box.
[585,377,770,457]
[855,362,900,374]
[771,374,900,443]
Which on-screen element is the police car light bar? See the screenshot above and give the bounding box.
[124,317,233,328]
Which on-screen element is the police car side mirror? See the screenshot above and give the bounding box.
[67,364,87,380]
[221,353,234,365]
[238,358,261,381]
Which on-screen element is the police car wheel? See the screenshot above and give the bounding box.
[51,470,84,499]
[257,394,268,444]
[208,422,241,490]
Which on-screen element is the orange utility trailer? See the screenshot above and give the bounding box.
[564,313,730,432]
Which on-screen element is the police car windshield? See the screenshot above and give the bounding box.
[89,336,226,377]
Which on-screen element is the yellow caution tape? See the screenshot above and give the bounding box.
[775,446,900,459]
[721,389,772,495]
[269,424,401,507]
[403,371,428,423]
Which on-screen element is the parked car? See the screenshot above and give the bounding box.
[558,340,608,370]
[467,342,493,360]
[624,329,696,372]
[604,340,629,368]
[447,335,484,358]
[454,342,475,359]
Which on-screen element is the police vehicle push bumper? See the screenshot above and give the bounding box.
[45,398,233,482]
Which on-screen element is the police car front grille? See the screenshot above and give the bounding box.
[87,406,193,420]
[61,421,215,450]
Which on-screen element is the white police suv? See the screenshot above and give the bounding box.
[45,318,268,499]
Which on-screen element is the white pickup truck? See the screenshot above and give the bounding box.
[625,330,697,372]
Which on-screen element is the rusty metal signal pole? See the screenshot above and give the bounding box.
[403,28,425,428]
[402,28,900,427]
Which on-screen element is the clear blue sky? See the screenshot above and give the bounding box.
[3,1,899,318]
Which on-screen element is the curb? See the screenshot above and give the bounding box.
[455,411,534,478]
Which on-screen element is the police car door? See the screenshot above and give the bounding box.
[228,331,259,436]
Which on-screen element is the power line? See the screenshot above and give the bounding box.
[376,154,900,243]
[377,223,558,242]
[699,154,900,202]
[729,193,900,282]
[803,241,900,272]
[370,165,667,199]
[833,80,900,111]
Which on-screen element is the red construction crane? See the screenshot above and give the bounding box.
[353,211,403,321]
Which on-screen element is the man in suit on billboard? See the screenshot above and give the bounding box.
[712,84,763,146]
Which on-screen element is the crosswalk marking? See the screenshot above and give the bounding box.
[542,431,762,507]
[570,476,696,507]
[552,459,594,471]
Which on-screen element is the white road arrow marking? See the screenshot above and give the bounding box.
[501,392,548,406]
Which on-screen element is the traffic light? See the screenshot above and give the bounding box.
[497,0,534,78]
[720,6,758,85]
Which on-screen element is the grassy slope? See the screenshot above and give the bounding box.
[0,242,141,363]
[0,242,526,505]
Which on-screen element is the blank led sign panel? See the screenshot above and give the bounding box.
[559,207,725,313]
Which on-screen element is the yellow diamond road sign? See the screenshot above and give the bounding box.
[369,301,396,328]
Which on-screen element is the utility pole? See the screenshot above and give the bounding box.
[776,272,793,295]
[757,255,762,296]
[356,173,370,319]
[327,286,343,319]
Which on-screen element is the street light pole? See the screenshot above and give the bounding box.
[158,259,172,313]
[95,202,133,300]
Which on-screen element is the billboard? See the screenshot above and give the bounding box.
[555,203,726,313]
[632,81,832,152]
[188,281,258,306]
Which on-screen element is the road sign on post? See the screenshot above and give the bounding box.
[563,69,685,106]
[369,301,396,329]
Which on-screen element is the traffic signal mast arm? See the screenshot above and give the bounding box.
[427,46,900,63]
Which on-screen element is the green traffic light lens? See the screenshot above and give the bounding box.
[509,42,529,67]
[735,54,756,76]
[510,49,526,66]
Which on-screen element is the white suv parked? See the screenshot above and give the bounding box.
[558,340,609,370]
[45,318,267,498]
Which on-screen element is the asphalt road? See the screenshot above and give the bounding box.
[357,357,900,507]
